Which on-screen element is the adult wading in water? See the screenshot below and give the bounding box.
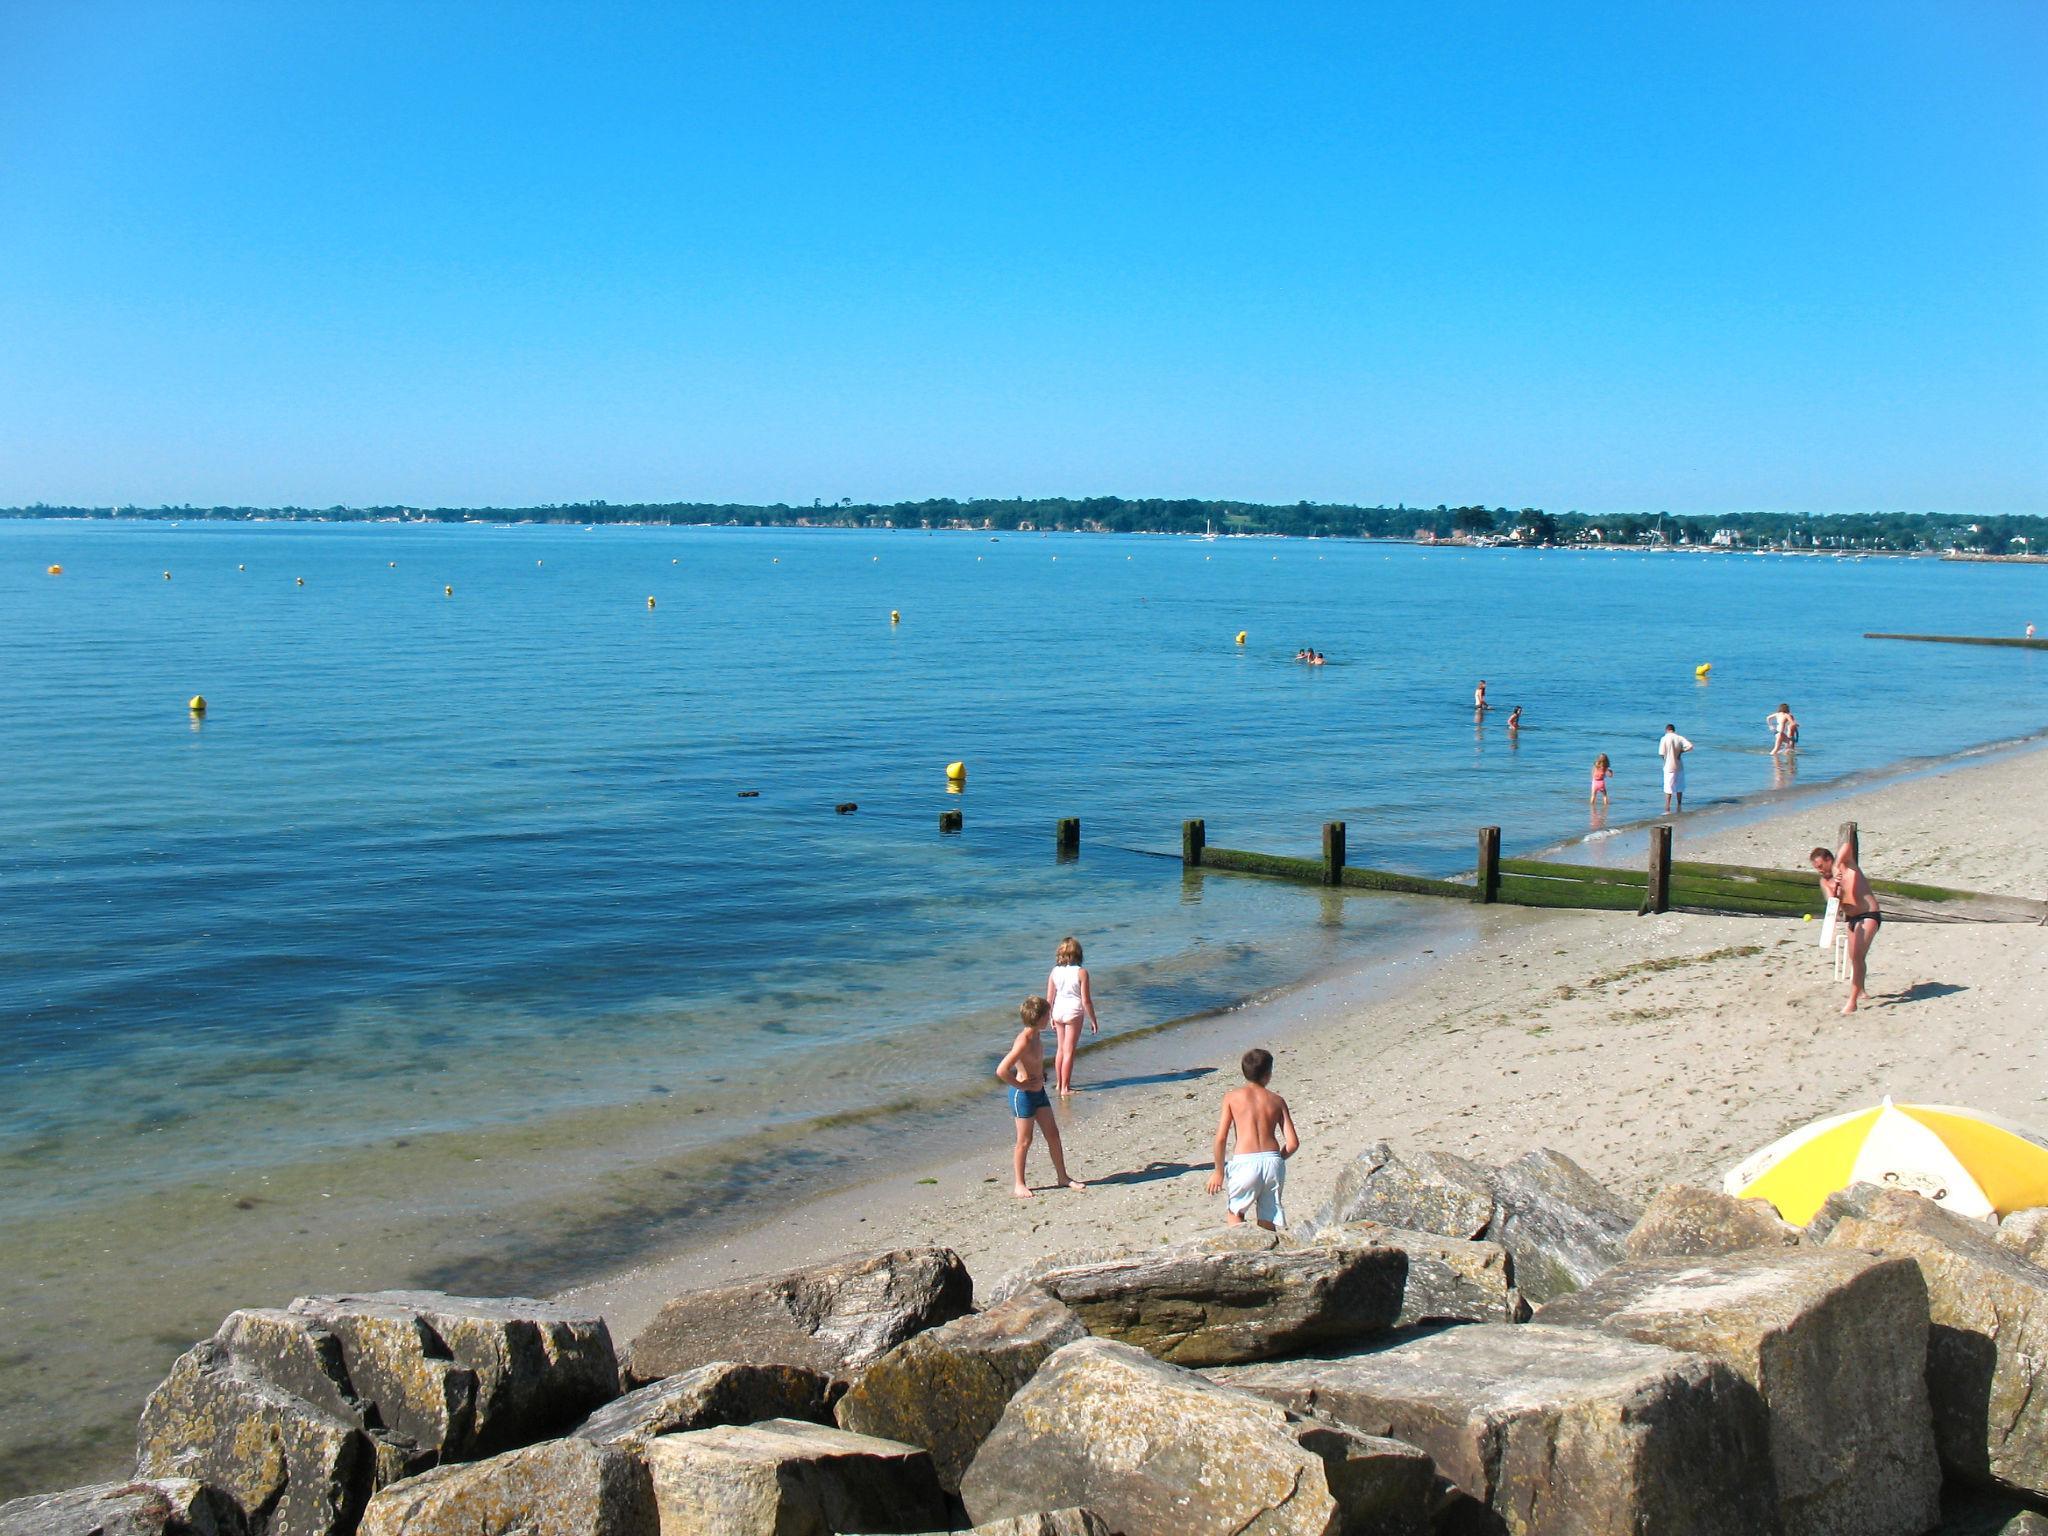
[1812,840,1881,1014]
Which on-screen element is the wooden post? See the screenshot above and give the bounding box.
[1182,819,1206,868]
[1476,826,1501,903]
[939,809,963,834]
[1322,821,1346,886]
[1056,817,1081,857]
[1645,824,1673,914]
[1838,820,1859,864]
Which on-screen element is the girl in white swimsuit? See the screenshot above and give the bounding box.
[1044,935,1101,1096]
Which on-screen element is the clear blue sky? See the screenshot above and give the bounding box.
[2,3,2042,514]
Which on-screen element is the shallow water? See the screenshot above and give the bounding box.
[1,520,2042,1488]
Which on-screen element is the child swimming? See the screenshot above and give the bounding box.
[1044,936,1100,1096]
[995,996,1083,1197]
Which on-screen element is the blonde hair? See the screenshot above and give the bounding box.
[1593,753,1610,771]
[1021,995,1051,1026]
[1055,936,1082,966]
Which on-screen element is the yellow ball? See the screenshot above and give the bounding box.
[1235,631,1247,645]
[188,695,206,714]
[945,761,966,782]
[1803,913,1813,922]
[46,564,61,575]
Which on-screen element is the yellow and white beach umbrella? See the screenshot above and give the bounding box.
[1724,1098,2048,1226]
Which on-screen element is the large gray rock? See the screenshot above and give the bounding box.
[1627,1184,1804,1260]
[1312,1221,1528,1324]
[358,1439,654,1536]
[1311,1142,1496,1240]
[959,1337,1435,1536]
[914,1516,1111,1536]
[836,1288,1085,1492]
[1219,1323,1777,1536]
[136,1337,375,1536]
[572,1362,834,1453]
[1538,1248,1940,1536]
[1005,1228,1405,1366]
[1824,1185,2048,1497]
[1490,1148,1638,1302]
[623,1248,971,1384]
[1995,1209,2048,1269]
[1936,1486,2048,1534]
[0,1481,246,1536]
[642,1419,948,1536]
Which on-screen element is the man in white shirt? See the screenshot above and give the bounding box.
[1658,724,1693,812]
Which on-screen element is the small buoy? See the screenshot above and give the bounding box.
[163,570,171,580]
[872,556,879,562]
[188,695,206,714]
[238,564,246,572]
[295,577,304,587]
[647,596,657,609]
[389,561,396,568]
[945,761,966,783]
[46,565,61,575]
[444,585,453,596]
[671,558,678,565]
[1235,631,1247,645]
[537,560,543,567]
[1695,663,1712,677]
[773,558,780,564]
[890,610,900,624]
[835,801,858,814]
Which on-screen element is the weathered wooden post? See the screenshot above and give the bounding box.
[1476,826,1501,903]
[939,809,963,834]
[1056,817,1081,857]
[1182,819,1205,868]
[1645,825,1673,914]
[1322,821,1346,886]
[1839,820,1859,863]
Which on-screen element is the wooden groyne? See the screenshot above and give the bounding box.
[1865,632,2048,651]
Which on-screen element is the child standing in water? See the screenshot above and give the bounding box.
[1589,753,1614,806]
[995,997,1084,1197]
[1045,936,1100,1096]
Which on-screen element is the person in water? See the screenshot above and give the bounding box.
[1205,1047,1299,1230]
[996,996,1084,1196]
[1658,723,1693,813]
[1044,935,1100,1096]
[1812,841,1881,1014]
[1589,753,1614,806]
[1506,705,1522,732]
[1767,703,1797,756]
[1309,651,1325,666]
[1474,679,1489,712]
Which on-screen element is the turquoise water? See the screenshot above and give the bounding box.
[0,519,2043,1488]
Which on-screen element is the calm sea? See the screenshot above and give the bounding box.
[0,519,2042,1488]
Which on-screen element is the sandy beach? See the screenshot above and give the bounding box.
[567,744,2048,1338]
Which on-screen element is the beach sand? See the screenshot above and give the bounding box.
[566,745,2048,1337]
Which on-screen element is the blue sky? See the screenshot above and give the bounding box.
[1,3,2042,513]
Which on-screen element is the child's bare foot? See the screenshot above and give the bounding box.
[1012,1183,1035,1198]
[1057,1176,1086,1190]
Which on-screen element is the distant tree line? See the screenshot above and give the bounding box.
[3,498,2041,552]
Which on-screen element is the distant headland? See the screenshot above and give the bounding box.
[3,498,2043,554]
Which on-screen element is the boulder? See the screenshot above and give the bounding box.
[136,1337,375,1536]
[358,1439,654,1536]
[1312,1221,1528,1324]
[623,1248,971,1384]
[1489,1148,1637,1302]
[1936,1486,2048,1535]
[1310,1142,1496,1240]
[1995,1209,2048,1269]
[836,1288,1085,1492]
[573,1362,835,1453]
[642,1419,949,1536]
[958,1337,1435,1536]
[1219,1323,1777,1536]
[1627,1184,1804,1260]
[0,1481,245,1536]
[913,1516,1111,1536]
[1823,1186,2048,1497]
[1538,1248,1940,1536]
[1004,1228,1405,1367]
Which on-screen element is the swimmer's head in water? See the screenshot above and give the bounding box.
[1056,936,1082,966]
[1241,1047,1274,1084]
[1021,995,1051,1027]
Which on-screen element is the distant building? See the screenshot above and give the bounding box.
[1711,528,1739,547]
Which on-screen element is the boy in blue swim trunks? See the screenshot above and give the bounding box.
[997,996,1085,1199]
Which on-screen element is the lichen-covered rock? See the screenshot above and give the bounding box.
[136,1338,375,1536]
[1538,1248,1940,1536]
[572,1362,834,1453]
[959,1337,1435,1536]
[357,1439,654,1536]
[1219,1323,1777,1536]
[1994,1208,2048,1269]
[1823,1186,2048,1497]
[913,1515,1111,1536]
[1004,1228,1404,1367]
[1310,1142,1496,1240]
[1627,1184,1804,1260]
[1490,1148,1637,1302]
[642,1419,949,1535]
[623,1248,971,1384]
[1312,1221,1528,1324]
[288,1292,620,1461]
[835,1288,1085,1492]
[0,1480,246,1536]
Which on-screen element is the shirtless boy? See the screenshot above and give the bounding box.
[1205,1048,1300,1230]
[1812,841,1881,1014]
[996,996,1084,1198]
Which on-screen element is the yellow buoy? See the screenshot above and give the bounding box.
[1695,663,1712,677]
[46,564,61,575]
[188,695,206,714]
[1235,631,1247,645]
[945,761,966,783]
[444,585,453,596]
[647,596,656,609]
[890,610,901,624]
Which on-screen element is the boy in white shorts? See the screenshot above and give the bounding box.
[1205,1048,1300,1230]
